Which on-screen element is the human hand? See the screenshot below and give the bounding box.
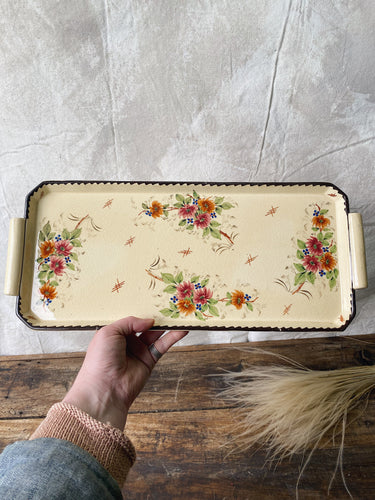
[63,317,188,430]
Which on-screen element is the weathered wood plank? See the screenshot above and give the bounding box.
[1,408,374,500]
[2,335,375,419]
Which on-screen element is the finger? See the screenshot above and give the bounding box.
[153,330,189,355]
[125,334,155,373]
[105,316,155,336]
[138,330,166,346]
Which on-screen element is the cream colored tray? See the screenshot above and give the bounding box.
[4,181,368,330]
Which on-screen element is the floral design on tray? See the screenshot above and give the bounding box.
[36,221,82,306]
[293,205,339,292]
[158,271,258,322]
[138,190,237,251]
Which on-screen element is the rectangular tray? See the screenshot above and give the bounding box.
[4,181,368,331]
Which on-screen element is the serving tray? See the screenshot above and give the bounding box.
[4,181,368,331]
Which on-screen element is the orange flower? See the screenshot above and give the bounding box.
[320,252,336,271]
[312,215,330,230]
[177,298,195,315]
[198,198,215,213]
[40,240,55,259]
[39,283,57,300]
[149,201,163,218]
[231,290,245,310]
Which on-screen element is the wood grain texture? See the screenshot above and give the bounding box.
[1,334,375,499]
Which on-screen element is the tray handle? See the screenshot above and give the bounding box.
[4,218,26,296]
[349,213,368,290]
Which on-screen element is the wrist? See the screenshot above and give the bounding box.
[62,386,128,431]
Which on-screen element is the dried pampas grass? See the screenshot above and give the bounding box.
[219,349,375,498]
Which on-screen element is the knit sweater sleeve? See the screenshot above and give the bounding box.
[29,402,136,487]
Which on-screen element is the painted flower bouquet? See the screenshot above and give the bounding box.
[159,271,256,321]
[36,222,82,305]
[141,189,235,244]
[294,206,339,290]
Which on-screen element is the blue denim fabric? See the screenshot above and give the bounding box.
[0,438,122,499]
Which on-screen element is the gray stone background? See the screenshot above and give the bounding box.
[0,0,374,354]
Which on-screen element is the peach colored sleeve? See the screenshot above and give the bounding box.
[30,402,136,486]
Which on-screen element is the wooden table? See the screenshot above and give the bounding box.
[1,335,375,499]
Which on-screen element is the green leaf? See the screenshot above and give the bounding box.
[179,219,187,226]
[203,227,210,237]
[41,264,50,271]
[322,240,331,246]
[324,232,333,239]
[47,270,54,280]
[208,304,219,316]
[184,197,191,205]
[175,272,183,283]
[71,239,82,247]
[70,252,78,261]
[294,263,305,272]
[161,273,175,284]
[170,303,178,312]
[70,228,82,239]
[246,302,254,311]
[163,210,169,217]
[47,232,56,240]
[163,204,169,209]
[225,301,231,306]
[330,245,337,254]
[209,298,218,305]
[214,197,224,205]
[317,232,324,242]
[176,194,185,203]
[326,271,334,279]
[163,285,177,294]
[334,268,339,279]
[221,202,234,210]
[210,228,221,240]
[297,239,306,249]
[297,250,304,259]
[193,190,200,199]
[191,275,200,283]
[210,221,220,227]
[329,277,336,289]
[160,308,173,317]
[66,263,75,271]
[62,229,70,240]
[36,257,43,264]
[186,224,194,230]
[201,303,208,312]
[39,280,46,285]
[226,292,232,299]
[312,227,319,231]
[142,202,149,210]
[171,311,180,319]
[320,209,328,215]
[195,311,205,321]
[200,278,209,287]
[49,281,59,287]
[294,272,306,286]
[215,206,222,215]
[42,222,51,236]
[306,271,316,284]
[38,230,45,242]
[38,270,48,280]
[174,202,183,208]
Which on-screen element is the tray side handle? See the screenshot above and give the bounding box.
[349,213,368,290]
[4,218,26,296]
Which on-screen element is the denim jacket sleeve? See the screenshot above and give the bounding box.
[0,438,123,500]
[0,403,136,499]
